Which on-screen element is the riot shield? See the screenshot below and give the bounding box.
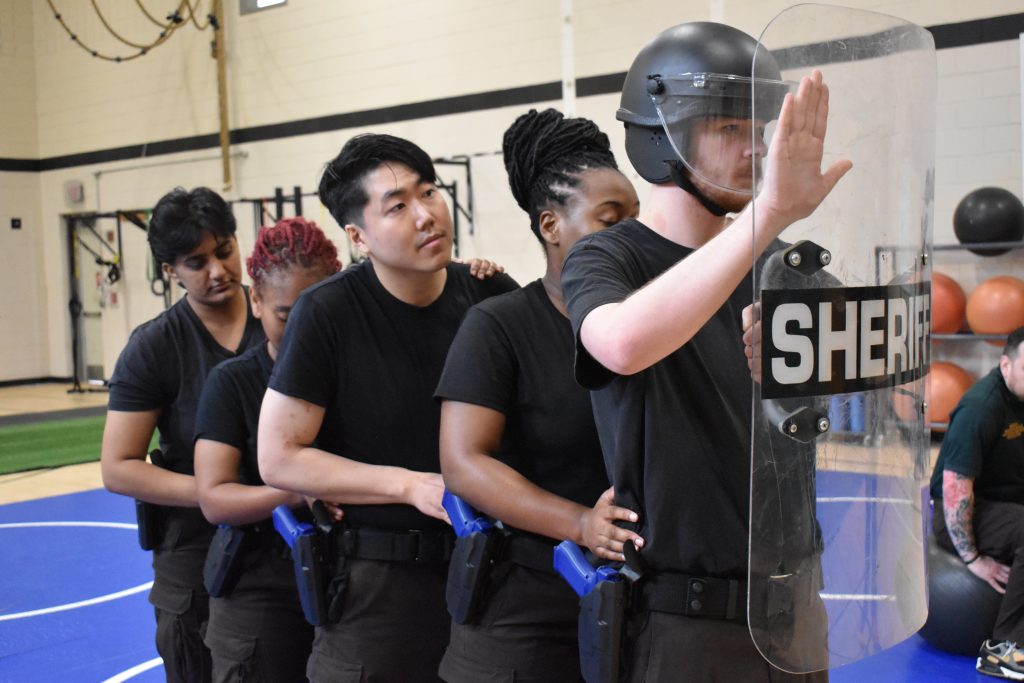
[748,5,935,673]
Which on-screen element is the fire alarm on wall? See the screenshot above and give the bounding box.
[64,180,85,205]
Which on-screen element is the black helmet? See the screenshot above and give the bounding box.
[617,22,787,187]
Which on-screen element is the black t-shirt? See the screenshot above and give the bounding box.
[108,290,265,476]
[194,342,300,595]
[107,290,264,583]
[195,342,274,488]
[435,279,608,510]
[562,219,753,578]
[930,367,1024,503]
[269,260,518,532]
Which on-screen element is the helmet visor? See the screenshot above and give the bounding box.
[651,73,794,195]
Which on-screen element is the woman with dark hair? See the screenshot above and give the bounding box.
[194,217,342,682]
[101,186,265,683]
[436,108,643,681]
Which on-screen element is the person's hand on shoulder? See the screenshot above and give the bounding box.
[454,257,506,280]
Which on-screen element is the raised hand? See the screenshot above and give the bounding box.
[758,69,853,228]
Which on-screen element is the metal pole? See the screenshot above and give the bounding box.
[213,0,231,190]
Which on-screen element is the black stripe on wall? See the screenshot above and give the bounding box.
[2,13,1021,174]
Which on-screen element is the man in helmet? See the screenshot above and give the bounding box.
[561,22,851,681]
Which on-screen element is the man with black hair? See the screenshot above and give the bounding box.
[257,133,518,682]
[102,186,265,683]
[560,22,850,681]
[931,326,1024,680]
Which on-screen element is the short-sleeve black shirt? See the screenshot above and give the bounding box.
[107,290,264,582]
[930,367,1024,503]
[194,342,274,488]
[269,260,518,532]
[108,290,265,476]
[194,342,302,594]
[562,219,753,578]
[435,280,608,508]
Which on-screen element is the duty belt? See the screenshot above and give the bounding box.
[503,534,556,574]
[333,526,455,564]
[634,571,746,623]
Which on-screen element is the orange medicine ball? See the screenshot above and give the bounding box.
[926,361,975,431]
[893,361,975,432]
[931,272,966,334]
[966,275,1024,341]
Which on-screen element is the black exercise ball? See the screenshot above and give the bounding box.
[918,533,1001,656]
[952,186,1024,256]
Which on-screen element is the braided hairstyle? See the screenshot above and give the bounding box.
[246,217,341,292]
[502,108,619,243]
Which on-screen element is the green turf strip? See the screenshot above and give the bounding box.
[0,415,107,474]
[0,415,160,475]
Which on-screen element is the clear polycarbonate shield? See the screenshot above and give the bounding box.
[650,73,794,193]
[748,5,935,673]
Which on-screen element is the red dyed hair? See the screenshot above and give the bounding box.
[247,217,341,290]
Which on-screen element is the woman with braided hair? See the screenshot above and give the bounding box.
[193,217,341,682]
[436,108,643,681]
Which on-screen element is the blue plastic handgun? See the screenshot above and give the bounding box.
[553,540,621,597]
[273,504,328,626]
[442,491,498,624]
[555,541,625,683]
[443,490,494,537]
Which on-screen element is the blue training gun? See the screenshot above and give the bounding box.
[273,504,329,626]
[443,491,500,624]
[554,540,627,683]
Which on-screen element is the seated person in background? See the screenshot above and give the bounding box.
[930,326,1024,680]
[256,133,518,682]
[194,217,341,683]
[436,108,642,682]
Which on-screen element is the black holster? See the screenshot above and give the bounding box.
[203,525,247,597]
[579,579,627,683]
[135,449,165,551]
[446,530,499,624]
[325,557,350,624]
[291,527,331,626]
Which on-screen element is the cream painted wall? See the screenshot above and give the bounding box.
[3,1,1024,381]
[0,1,38,159]
[0,173,46,379]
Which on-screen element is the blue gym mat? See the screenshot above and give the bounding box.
[0,486,986,682]
[0,489,163,683]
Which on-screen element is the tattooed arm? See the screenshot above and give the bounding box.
[942,469,1010,593]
